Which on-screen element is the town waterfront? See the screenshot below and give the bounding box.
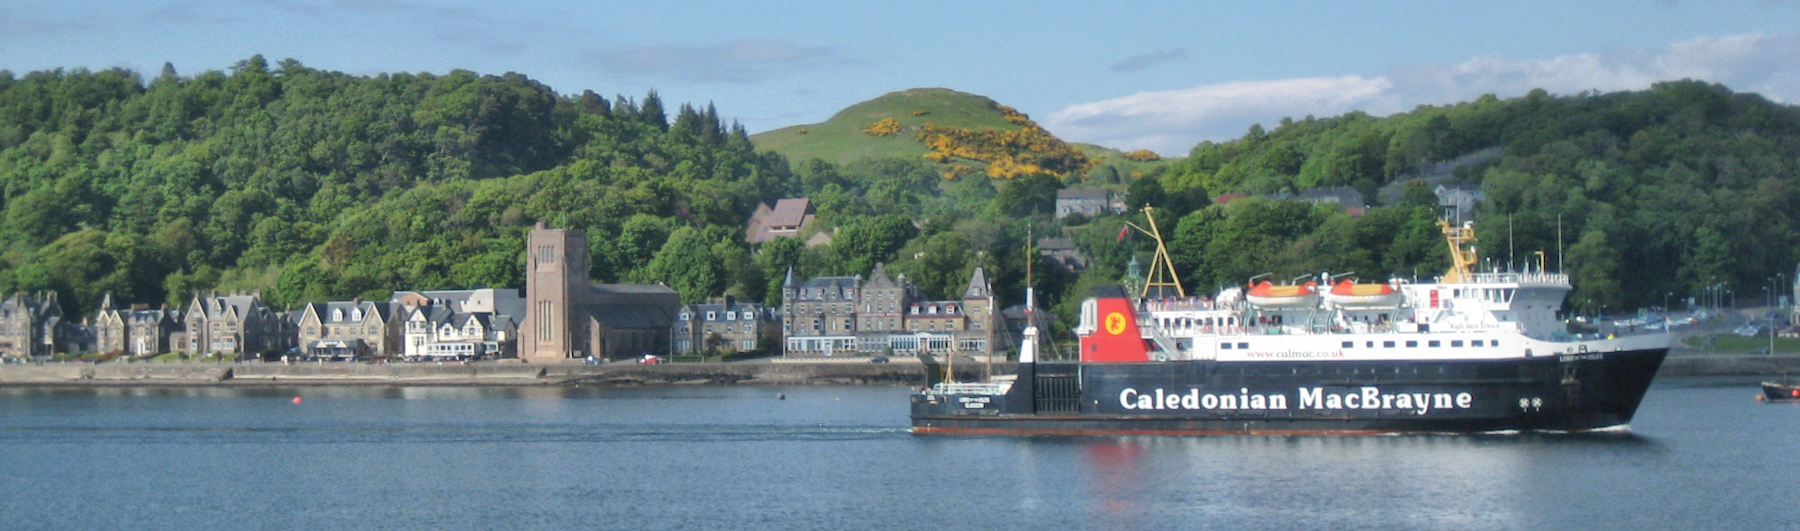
[2,377,1796,529]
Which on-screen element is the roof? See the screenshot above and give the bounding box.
[767,198,813,228]
[304,300,400,324]
[792,276,858,301]
[587,304,673,329]
[1057,188,1110,200]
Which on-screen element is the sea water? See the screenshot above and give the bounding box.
[0,377,1795,529]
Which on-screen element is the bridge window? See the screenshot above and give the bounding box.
[1221,342,1233,350]
[1451,340,1464,347]
[1405,340,1418,347]
[1428,340,1441,347]
[1472,340,1484,347]
[1341,341,1354,348]
[1383,341,1396,348]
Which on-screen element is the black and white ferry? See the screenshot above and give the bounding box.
[911,218,1670,435]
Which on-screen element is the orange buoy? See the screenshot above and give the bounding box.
[1757,395,1766,402]
[292,396,303,404]
[1791,389,1799,398]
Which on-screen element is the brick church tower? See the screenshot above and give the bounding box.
[522,222,591,363]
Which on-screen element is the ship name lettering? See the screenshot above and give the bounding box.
[1118,388,1287,411]
[1296,386,1473,415]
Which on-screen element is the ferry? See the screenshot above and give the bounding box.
[911,215,1671,435]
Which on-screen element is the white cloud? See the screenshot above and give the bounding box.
[1048,32,1800,156]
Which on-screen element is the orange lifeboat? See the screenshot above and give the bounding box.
[1245,280,1320,309]
[1322,279,1401,308]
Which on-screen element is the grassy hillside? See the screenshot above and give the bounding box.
[752,88,1022,165]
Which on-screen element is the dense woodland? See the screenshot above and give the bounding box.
[1,57,1796,335]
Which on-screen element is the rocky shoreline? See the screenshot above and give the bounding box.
[1,353,1794,387]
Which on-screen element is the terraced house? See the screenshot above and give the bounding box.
[181,292,291,358]
[781,264,999,358]
[297,299,404,360]
[674,295,778,355]
[394,288,523,361]
[0,291,67,360]
[92,292,177,357]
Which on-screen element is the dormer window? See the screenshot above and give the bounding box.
[332,308,344,321]
[743,311,754,320]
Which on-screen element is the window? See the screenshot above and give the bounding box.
[1428,340,1441,347]
[744,311,754,320]
[706,311,716,320]
[1341,341,1354,348]
[1237,342,1248,349]
[1405,340,1418,347]
[1451,340,1464,347]
[537,301,553,342]
[1383,341,1396,348]
[1472,340,1484,347]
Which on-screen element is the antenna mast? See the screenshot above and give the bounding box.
[1122,206,1186,298]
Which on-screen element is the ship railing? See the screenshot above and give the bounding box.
[929,381,1012,396]
[1467,271,1570,285]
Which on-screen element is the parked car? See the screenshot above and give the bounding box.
[639,355,661,365]
[869,356,889,364]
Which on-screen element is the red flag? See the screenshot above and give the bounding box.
[1116,225,1130,242]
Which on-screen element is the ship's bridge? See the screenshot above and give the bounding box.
[1406,271,1570,339]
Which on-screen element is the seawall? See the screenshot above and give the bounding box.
[2,355,1794,386]
[0,360,996,386]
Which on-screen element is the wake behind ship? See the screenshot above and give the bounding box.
[911,217,1671,435]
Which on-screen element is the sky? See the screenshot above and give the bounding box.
[5,1,1800,156]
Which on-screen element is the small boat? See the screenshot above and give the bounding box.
[1760,381,1800,402]
[1245,280,1319,308]
[1322,279,1401,308]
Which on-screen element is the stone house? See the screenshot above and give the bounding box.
[1038,237,1089,272]
[92,292,178,357]
[1056,188,1114,219]
[181,292,291,358]
[297,299,404,360]
[745,198,817,245]
[0,291,67,360]
[674,295,779,355]
[781,265,998,358]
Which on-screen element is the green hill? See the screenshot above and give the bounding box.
[752,88,1019,164]
[752,87,1098,179]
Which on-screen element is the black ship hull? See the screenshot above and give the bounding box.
[1763,381,1800,402]
[912,348,1668,435]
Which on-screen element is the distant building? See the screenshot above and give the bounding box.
[92,292,177,357]
[1056,189,1114,219]
[1212,193,1247,206]
[1038,237,1088,272]
[0,291,68,360]
[746,198,817,245]
[1299,186,1366,208]
[674,295,779,355]
[297,299,404,361]
[521,222,682,363]
[180,291,291,359]
[393,289,523,360]
[781,264,998,358]
[1435,184,1485,220]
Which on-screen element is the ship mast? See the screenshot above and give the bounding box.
[1121,206,1185,298]
[1439,220,1478,283]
